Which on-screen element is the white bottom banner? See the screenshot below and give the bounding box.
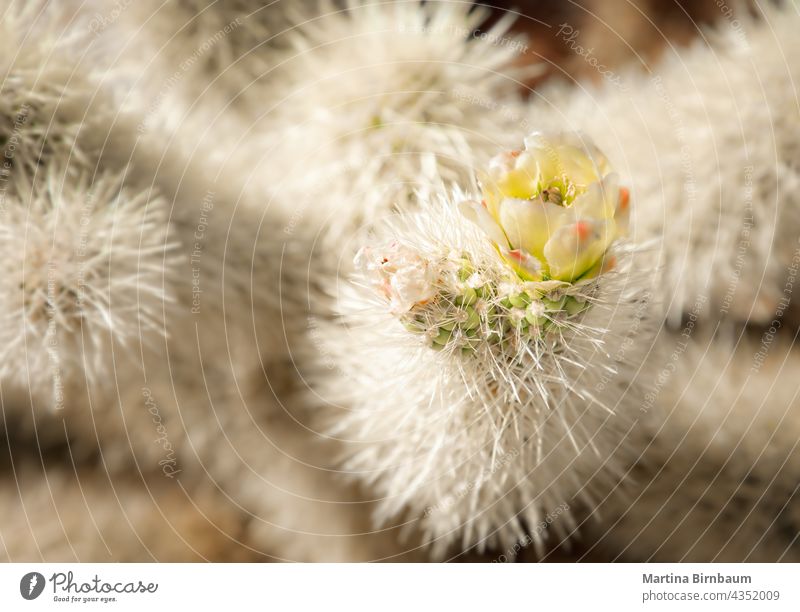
[0,563,797,611]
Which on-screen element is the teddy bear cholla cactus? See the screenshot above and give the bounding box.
[101,0,293,143]
[582,328,800,562]
[514,2,800,562]
[7,0,800,564]
[0,0,292,409]
[527,0,800,328]
[0,166,174,399]
[358,132,631,353]
[0,0,416,563]
[0,0,177,408]
[260,0,537,248]
[311,132,654,556]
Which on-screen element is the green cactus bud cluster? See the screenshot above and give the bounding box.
[396,255,595,354]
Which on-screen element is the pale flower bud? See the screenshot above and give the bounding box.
[355,243,438,313]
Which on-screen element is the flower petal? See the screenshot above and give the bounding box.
[543,218,616,282]
[484,150,541,200]
[498,197,567,260]
[389,263,437,313]
[573,172,619,221]
[524,131,610,187]
[458,199,509,247]
[500,247,543,282]
[614,186,631,235]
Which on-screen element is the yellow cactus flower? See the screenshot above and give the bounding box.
[463,131,629,283]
